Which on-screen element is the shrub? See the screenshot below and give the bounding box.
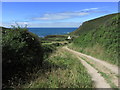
[2,26,43,87]
[42,44,56,59]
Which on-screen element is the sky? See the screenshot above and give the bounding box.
[2,0,120,2]
[2,2,118,28]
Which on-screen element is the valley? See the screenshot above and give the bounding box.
[2,13,120,89]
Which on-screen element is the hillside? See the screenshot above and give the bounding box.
[69,13,120,65]
[71,13,119,36]
[2,13,119,88]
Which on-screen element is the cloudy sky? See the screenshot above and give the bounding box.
[2,2,118,27]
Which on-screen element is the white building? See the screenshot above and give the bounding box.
[67,36,71,40]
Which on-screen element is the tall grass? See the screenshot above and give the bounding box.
[69,43,118,66]
[23,48,93,88]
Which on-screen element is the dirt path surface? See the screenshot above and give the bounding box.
[79,57,111,88]
[80,55,119,87]
[64,46,118,75]
[63,46,119,88]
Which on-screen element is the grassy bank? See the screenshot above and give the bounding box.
[68,43,117,65]
[69,13,119,66]
[23,48,93,88]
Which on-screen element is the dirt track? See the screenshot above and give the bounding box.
[63,46,119,88]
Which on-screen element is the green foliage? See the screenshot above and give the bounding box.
[41,35,69,50]
[43,35,68,42]
[2,26,43,88]
[42,44,56,58]
[72,13,120,65]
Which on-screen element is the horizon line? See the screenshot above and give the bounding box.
[1,26,78,28]
[28,27,78,28]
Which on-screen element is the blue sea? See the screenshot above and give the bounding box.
[28,28,77,37]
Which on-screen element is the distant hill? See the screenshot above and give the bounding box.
[70,13,120,65]
[0,26,7,29]
[71,13,119,36]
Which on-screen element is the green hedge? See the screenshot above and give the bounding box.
[2,27,43,87]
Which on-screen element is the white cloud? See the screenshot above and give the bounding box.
[83,8,98,11]
[3,21,81,28]
[0,22,2,26]
[33,12,89,20]
[11,22,28,26]
[2,22,29,28]
[15,22,28,25]
[81,7,109,14]
[28,22,82,27]
[32,7,108,21]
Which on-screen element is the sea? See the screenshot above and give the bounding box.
[28,28,77,37]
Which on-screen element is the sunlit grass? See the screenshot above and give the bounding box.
[68,43,118,66]
[23,48,93,88]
